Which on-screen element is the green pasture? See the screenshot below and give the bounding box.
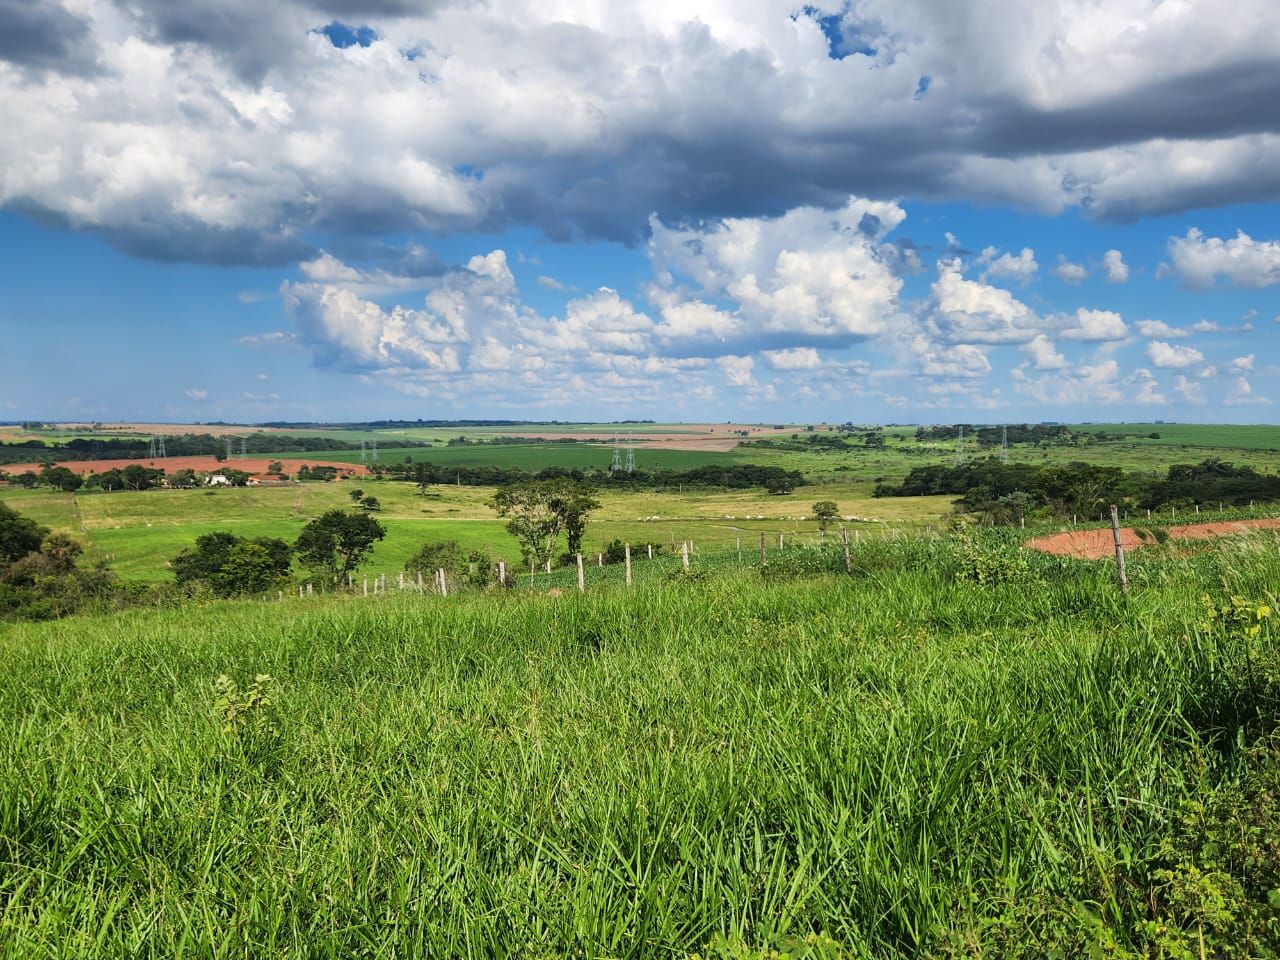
[262,443,746,472]
[4,534,1280,955]
[0,478,955,583]
[1070,421,1280,449]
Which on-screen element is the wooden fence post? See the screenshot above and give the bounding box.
[841,527,851,573]
[597,553,603,568]
[398,572,404,590]
[498,560,506,585]
[778,531,784,550]
[759,532,766,572]
[417,571,424,593]
[681,541,689,571]
[625,544,632,587]
[576,553,585,592]
[648,544,653,560]
[363,575,368,597]
[1109,505,1128,595]
[437,568,447,597]
[737,537,742,563]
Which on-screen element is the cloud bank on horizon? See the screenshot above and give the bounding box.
[2,0,1280,420]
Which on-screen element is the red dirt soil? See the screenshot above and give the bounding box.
[1028,517,1280,559]
[1,455,370,479]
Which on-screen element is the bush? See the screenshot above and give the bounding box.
[405,540,495,589]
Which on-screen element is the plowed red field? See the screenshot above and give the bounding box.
[1027,517,1280,559]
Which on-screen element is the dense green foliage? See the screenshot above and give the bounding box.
[171,532,294,597]
[380,459,806,492]
[0,431,409,465]
[403,539,495,589]
[0,504,123,620]
[3,533,1280,955]
[876,457,1280,519]
[294,510,387,579]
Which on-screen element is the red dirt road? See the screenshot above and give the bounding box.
[1,455,370,479]
[1028,517,1280,559]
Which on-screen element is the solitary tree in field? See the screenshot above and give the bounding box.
[295,510,385,579]
[349,488,365,502]
[555,483,601,556]
[492,481,568,569]
[492,479,600,566]
[812,501,840,532]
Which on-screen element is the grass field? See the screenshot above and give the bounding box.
[0,481,954,583]
[3,533,1280,956]
[262,444,746,472]
[1070,422,1280,449]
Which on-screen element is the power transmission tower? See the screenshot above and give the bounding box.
[610,434,623,473]
[625,433,635,473]
[240,437,247,458]
[370,437,378,464]
[157,435,166,458]
[1000,425,1009,463]
[954,425,966,466]
[226,437,234,460]
[359,440,366,464]
[148,435,157,459]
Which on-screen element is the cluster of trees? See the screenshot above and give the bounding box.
[913,424,1075,446]
[0,504,121,620]
[381,461,806,494]
[3,465,251,491]
[875,458,1280,523]
[0,432,377,465]
[172,510,387,596]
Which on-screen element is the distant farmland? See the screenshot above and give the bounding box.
[1071,422,1280,449]
[261,443,744,471]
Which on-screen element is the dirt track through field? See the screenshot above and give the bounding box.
[2,455,370,478]
[1027,517,1280,559]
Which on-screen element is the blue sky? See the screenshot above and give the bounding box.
[2,1,1279,424]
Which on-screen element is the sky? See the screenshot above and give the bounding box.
[1,1,1279,425]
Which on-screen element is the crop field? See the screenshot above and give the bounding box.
[1070,422,1280,450]
[4,531,1280,956]
[261,443,748,472]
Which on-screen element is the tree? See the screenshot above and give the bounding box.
[492,481,567,569]
[765,476,795,496]
[172,532,292,596]
[552,482,600,555]
[360,496,381,512]
[812,500,840,531]
[349,488,365,502]
[0,502,48,564]
[492,479,600,567]
[122,464,162,491]
[295,510,385,578]
[40,466,83,492]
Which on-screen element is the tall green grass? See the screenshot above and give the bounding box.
[1,537,1279,957]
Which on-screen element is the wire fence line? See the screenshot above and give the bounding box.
[275,500,1280,603]
[277,523,943,601]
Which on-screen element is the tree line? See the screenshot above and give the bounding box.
[381,461,806,494]
[0,432,418,465]
[874,457,1280,522]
